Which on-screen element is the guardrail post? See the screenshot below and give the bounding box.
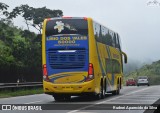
[17,79,19,86]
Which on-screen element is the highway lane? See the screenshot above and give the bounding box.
[0,85,160,113]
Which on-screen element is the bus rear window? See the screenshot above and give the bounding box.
[46,19,88,36]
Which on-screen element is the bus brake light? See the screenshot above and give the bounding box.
[46,18,51,21]
[83,17,87,20]
[86,63,94,81]
[43,64,50,82]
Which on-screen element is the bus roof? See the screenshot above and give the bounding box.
[46,17,89,21]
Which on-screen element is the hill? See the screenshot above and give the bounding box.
[125,60,160,85]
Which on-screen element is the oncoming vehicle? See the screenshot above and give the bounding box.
[42,17,127,101]
[126,78,136,86]
[137,76,149,86]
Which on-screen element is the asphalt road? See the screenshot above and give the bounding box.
[0,85,160,113]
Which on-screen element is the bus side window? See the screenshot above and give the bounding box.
[112,59,121,73]
[112,33,116,47]
[116,34,121,50]
[106,58,112,73]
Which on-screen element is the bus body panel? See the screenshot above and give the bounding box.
[43,79,95,94]
[42,19,47,66]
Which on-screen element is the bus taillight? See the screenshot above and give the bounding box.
[86,63,94,81]
[46,18,51,21]
[43,64,50,82]
[83,17,87,20]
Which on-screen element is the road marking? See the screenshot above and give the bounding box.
[97,86,152,104]
[117,97,158,99]
[75,112,92,113]
[111,98,156,101]
[24,100,44,104]
[104,101,140,104]
[126,94,160,97]
[67,86,152,113]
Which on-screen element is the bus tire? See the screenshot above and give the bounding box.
[112,82,120,95]
[104,79,107,96]
[53,95,64,101]
[64,95,71,101]
[96,81,105,99]
[116,83,120,95]
[101,83,105,99]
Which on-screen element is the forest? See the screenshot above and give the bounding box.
[0,2,63,82]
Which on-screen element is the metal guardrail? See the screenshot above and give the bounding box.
[0,82,43,91]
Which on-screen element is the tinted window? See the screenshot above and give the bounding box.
[105,59,121,74]
[112,59,121,73]
[93,22,117,47]
[46,19,88,36]
[112,33,116,47]
[106,59,112,73]
[115,34,119,48]
[128,78,134,81]
[117,34,121,50]
[138,76,148,79]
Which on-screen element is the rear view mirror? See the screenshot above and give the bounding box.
[121,51,127,64]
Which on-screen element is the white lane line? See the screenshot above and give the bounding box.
[126,94,160,97]
[97,86,152,104]
[104,101,140,104]
[67,86,152,113]
[110,98,156,101]
[24,100,44,104]
[118,97,159,100]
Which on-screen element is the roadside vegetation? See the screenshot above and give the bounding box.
[0,88,43,98]
[0,2,63,83]
[125,60,160,85]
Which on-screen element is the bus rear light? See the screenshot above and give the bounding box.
[47,18,51,21]
[83,17,87,20]
[43,64,50,82]
[86,63,94,81]
[88,63,94,75]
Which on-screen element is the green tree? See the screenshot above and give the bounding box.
[0,2,9,20]
[9,4,63,34]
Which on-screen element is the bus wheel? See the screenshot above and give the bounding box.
[53,95,64,101]
[97,83,105,99]
[116,83,120,95]
[64,96,71,101]
[112,83,120,95]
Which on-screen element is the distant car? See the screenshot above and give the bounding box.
[137,76,149,86]
[126,78,136,86]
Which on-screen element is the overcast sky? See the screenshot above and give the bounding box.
[1,0,160,63]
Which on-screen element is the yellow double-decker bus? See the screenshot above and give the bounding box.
[42,17,127,101]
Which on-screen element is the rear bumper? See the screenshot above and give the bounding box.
[126,83,136,86]
[45,92,96,96]
[43,79,96,95]
[137,83,149,85]
[126,82,136,86]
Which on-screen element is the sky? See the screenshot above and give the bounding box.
[1,0,160,63]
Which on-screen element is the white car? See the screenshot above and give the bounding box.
[137,76,149,86]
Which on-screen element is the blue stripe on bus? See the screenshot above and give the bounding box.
[50,74,86,83]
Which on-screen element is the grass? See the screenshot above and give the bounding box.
[0,88,43,98]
